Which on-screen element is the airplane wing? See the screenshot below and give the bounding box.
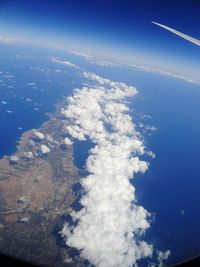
[152,21,200,47]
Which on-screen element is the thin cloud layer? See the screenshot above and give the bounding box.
[0,36,18,44]
[69,49,200,85]
[128,63,200,85]
[69,50,120,68]
[51,57,79,69]
[61,72,170,266]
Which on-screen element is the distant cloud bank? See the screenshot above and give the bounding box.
[128,63,200,85]
[51,57,79,69]
[69,49,200,85]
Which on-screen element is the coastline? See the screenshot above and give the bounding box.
[0,98,80,266]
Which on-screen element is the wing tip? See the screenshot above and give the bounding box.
[151,21,159,26]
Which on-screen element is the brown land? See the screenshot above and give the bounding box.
[0,104,80,266]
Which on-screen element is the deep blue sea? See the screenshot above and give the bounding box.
[0,44,82,157]
[1,43,200,265]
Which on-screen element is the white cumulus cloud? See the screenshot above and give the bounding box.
[60,72,170,266]
[40,144,50,154]
[64,137,73,145]
[34,130,45,140]
[157,250,171,267]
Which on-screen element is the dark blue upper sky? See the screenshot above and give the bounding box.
[0,0,199,78]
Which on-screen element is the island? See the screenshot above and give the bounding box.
[0,101,80,266]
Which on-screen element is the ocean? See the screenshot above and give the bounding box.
[1,43,200,265]
[0,44,82,158]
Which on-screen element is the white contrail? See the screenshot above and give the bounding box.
[152,21,200,47]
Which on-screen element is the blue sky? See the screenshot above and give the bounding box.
[0,0,199,78]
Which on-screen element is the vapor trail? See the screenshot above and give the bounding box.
[152,21,200,47]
